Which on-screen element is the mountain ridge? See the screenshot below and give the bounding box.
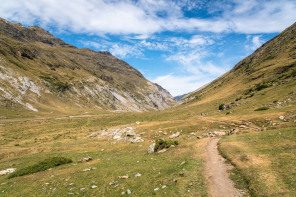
[0,17,176,113]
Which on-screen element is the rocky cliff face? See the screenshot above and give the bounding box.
[0,18,175,112]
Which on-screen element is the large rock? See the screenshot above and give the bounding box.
[147,143,155,153]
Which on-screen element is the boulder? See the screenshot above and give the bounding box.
[279,116,284,120]
[147,143,155,153]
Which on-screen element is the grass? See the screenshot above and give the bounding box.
[219,127,296,196]
[8,157,72,178]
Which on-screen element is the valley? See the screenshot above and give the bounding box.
[0,18,296,197]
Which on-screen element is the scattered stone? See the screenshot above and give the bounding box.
[70,187,76,191]
[229,128,239,135]
[126,128,136,137]
[136,121,140,125]
[197,136,202,139]
[82,167,96,172]
[173,179,178,183]
[147,143,155,153]
[130,136,144,143]
[154,188,159,191]
[122,192,125,195]
[180,161,186,165]
[91,185,98,189]
[158,148,167,153]
[162,185,167,189]
[169,132,180,139]
[213,131,226,136]
[163,132,168,135]
[80,188,86,191]
[109,181,118,185]
[135,173,141,177]
[78,157,92,162]
[127,189,131,194]
[279,116,284,120]
[69,183,75,186]
[0,168,16,175]
[118,175,129,179]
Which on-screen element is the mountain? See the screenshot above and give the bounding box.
[181,21,296,109]
[0,18,175,113]
[174,93,189,101]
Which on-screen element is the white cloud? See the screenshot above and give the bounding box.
[245,35,265,51]
[166,50,226,76]
[109,44,143,58]
[1,0,295,36]
[152,74,213,96]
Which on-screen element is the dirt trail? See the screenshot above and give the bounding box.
[206,138,242,197]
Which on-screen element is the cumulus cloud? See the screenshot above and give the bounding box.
[0,0,295,36]
[166,50,226,76]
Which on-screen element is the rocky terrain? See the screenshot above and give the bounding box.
[0,18,175,113]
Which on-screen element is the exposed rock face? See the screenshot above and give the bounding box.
[0,17,176,112]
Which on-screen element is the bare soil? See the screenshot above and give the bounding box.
[206,138,242,197]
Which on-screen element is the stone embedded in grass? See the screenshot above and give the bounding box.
[78,156,92,162]
[162,185,167,189]
[147,143,155,153]
[118,175,129,179]
[279,116,284,120]
[91,185,98,189]
[0,168,16,175]
[154,188,159,191]
[135,173,141,177]
[169,132,180,139]
[109,181,118,185]
[127,189,131,194]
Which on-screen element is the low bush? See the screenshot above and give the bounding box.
[255,83,268,91]
[218,104,225,111]
[254,107,269,111]
[154,139,178,152]
[8,157,72,179]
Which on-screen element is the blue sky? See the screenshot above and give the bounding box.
[1,0,296,96]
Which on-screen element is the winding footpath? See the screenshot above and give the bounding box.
[206,138,243,197]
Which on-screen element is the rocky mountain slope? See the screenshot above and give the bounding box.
[181,21,296,108]
[0,18,175,113]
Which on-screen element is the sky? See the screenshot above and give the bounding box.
[0,0,296,96]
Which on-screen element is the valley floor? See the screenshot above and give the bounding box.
[0,106,295,196]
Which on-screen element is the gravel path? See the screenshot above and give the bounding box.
[206,138,242,197]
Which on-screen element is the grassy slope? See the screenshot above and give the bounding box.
[219,128,296,196]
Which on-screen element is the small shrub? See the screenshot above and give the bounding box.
[255,83,268,91]
[14,144,20,146]
[254,107,269,111]
[218,104,225,111]
[244,88,253,95]
[8,157,72,179]
[154,139,178,152]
